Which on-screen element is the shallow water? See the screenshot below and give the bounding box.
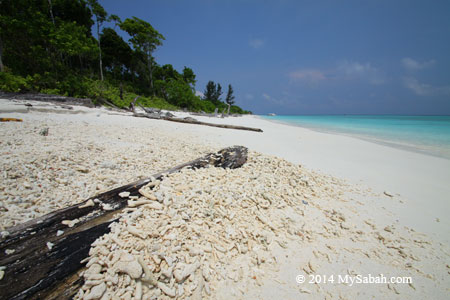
[262,115,450,159]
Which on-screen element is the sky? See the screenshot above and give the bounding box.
[99,0,450,115]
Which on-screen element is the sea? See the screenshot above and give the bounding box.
[261,115,450,160]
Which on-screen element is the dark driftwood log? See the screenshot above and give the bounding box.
[0,146,248,300]
[129,96,140,112]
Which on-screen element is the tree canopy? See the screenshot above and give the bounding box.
[226,84,235,105]
[0,0,250,114]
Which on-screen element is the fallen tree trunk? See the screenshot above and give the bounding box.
[0,146,248,300]
[133,112,263,132]
[164,116,263,132]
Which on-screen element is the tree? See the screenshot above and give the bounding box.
[47,0,56,26]
[100,27,132,78]
[88,0,107,81]
[225,84,235,105]
[214,83,222,102]
[203,81,216,101]
[202,81,224,106]
[165,78,196,108]
[109,14,121,28]
[182,66,196,89]
[120,17,165,93]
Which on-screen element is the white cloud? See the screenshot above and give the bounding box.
[401,57,435,71]
[404,77,450,96]
[288,60,385,87]
[336,60,385,85]
[195,90,204,98]
[262,93,282,104]
[249,38,265,49]
[337,61,375,76]
[288,69,326,85]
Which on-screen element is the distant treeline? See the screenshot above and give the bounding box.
[0,0,250,114]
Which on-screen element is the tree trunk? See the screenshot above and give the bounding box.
[47,0,55,26]
[0,36,4,72]
[147,52,153,93]
[97,21,104,81]
[132,113,263,132]
[0,146,248,300]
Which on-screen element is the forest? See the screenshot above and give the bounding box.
[0,0,250,114]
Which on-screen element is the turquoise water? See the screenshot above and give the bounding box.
[262,115,450,159]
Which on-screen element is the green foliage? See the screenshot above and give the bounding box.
[166,79,197,108]
[84,79,177,110]
[182,67,196,88]
[202,81,227,107]
[226,84,235,105]
[101,28,133,76]
[119,17,165,54]
[120,17,165,90]
[203,81,217,101]
[214,83,222,103]
[0,0,250,114]
[0,72,31,92]
[193,98,216,112]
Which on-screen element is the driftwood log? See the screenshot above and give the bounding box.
[0,146,248,300]
[133,112,263,132]
[165,116,263,132]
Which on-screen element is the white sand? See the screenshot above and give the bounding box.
[2,98,448,240]
[1,98,449,299]
[164,111,450,244]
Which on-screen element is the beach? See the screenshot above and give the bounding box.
[1,98,449,299]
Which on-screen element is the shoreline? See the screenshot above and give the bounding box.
[1,98,449,242]
[1,98,449,299]
[178,112,450,243]
[259,115,450,161]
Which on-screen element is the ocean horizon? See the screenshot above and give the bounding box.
[261,114,450,160]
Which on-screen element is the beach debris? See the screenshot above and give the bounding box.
[0,118,23,122]
[118,191,130,198]
[114,254,143,279]
[39,127,49,136]
[61,219,80,227]
[0,146,249,299]
[76,166,89,173]
[383,191,394,197]
[46,241,54,250]
[84,282,106,300]
[1,112,446,299]
[79,199,95,209]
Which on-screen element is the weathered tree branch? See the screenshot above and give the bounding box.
[133,112,263,132]
[0,146,248,300]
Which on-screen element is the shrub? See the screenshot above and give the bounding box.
[0,72,31,92]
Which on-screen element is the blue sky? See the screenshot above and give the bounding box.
[99,0,450,115]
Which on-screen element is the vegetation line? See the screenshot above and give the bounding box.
[0,0,251,114]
